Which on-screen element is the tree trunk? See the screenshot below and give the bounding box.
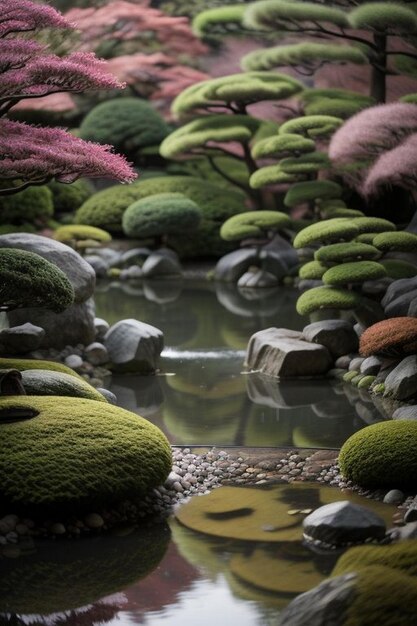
[371,34,387,104]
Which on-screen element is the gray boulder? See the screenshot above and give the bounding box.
[384,288,417,317]
[214,248,258,282]
[0,323,44,354]
[84,254,108,278]
[141,252,182,278]
[237,268,278,288]
[121,247,152,267]
[104,319,164,373]
[0,233,95,303]
[120,265,143,280]
[20,369,105,401]
[94,317,110,341]
[384,356,417,401]
[245,327,333,378]
[392,404,417,420]
[303,501,386,547]
[360,356,382,376]
[302,320,359,359]
[84,342,109,366]
[381,276,417,308]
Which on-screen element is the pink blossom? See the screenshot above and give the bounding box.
[363,133,417,196]
[0,0,70,38]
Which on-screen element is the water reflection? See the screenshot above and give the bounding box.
[95,280,387,449]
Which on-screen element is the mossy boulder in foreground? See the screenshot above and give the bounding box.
[339,420,417,489]
[0,396,172,510]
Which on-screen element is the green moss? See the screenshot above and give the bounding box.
[192,5,246,36]
[322,261,387,286]
[315,242,380,264]
[279,115,343,138]
[21,370,107,402]
[0,395,172,509]
[373,231,417,251]
[48,179,94,214]
[79,98,170,162]
[285,181,343,208]
[343,370,360,383]
[251,133,316,160]
[299,260,327,280]
[353,217,396,234]
[334,540,417,579]
[372,382,385,394]
[349,3,417,32]
[293,219,359,249]
[54,224,112,243]
[296,286,361,316]
[357,375,376,389]
[243,0,348,31]
[380,259,417,279]
[339,420,417,489]
[0,357,83,379]
[280,151,330,174]
[0,249,74,313]
[0,185,53,226]
[220,210,291,241]
[321,207,365,219]
[356,233,379,244]
[249,165,300,188]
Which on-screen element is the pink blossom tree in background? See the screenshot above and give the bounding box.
[0,0,136,195]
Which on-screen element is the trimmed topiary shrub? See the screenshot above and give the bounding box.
[220,210,291,241]
[0,249,74,313]
[54,225,112,245]
[122,193,201,241]
[47,179,94,214]
[322,261,387,286]
[279,115,343,138]
[251,133,316,160]
[315,242,381,264]
[296,286,362,316]
[351,216,396,234]
[359,317,417,357]
[293,219,359,249]
[79,98,170,162]
[0,185,54,227]
[373,231,417,251]
[284,181,343,208]
[298,260,327,280]
[380,259,417,279]
[339,420,417,489]
[0,395,172,510]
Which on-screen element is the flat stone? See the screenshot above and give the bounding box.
[381,276,417,308]
[384,356,417,401]
[0,323,44,354]
[84,342,108,366]
[383,489,404,505]
[214,248,258,282]
[360,356,382,376]
[349,357,365,372]
[303,501,386,546]
[392,405,417,420]
[141,253,182,278]
[120,265,143,280]
[245,327,332,378]
[104,318,163,373]
[384,288,417,317]
[303,320,359,359]
[237,269,278,288]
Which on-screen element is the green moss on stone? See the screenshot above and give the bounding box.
[373,231,417,252]
[299,260,327,280]
[315,242,380,264]
[54,225,112,243]
[21,370,107,402]
[339,420,417,489]
[220,210,291,241]
[358,375,376,389]
[353,217,396,234]
[322,261,387,286]
[293,219,359,249]
[334,539,417,579]
[380,259,417,279]
[296,286,361,316]
[0,357,83,379]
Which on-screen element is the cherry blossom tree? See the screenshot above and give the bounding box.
[0,0,136,195]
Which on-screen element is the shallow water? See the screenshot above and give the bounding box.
[95,279,386,449]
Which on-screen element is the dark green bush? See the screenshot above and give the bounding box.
[48,179,94,214]
[0,186,53,226]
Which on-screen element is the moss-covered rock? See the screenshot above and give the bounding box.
[334,539,417,579]
[0,185,54,227]
[339,420,417,489]
[0,396,172,510]
[315,242,380,264]
[373,231,417,252]
[293,219,359,249]
[122,193,201,239]
[220,210,291,241]
[380,259,417,279]
[0,357,83,380]
[54,224,112,244]
[299,260,327,280]
[353,217,396,234]
[48,179,94,214]
[0,248,75,313]
[21,370,107,402]
[322,261,387,286]
[296,286,361,316]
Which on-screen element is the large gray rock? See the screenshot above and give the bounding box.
[303,320,359,359]
[141,252,182,278]
[0,233,95,303]
[104,319,164,373]
[381,276,417,308]
[121,247,152,267]
[0,323,45,354]
[392,405,417,420]
[245,327,333,378]
[384,288,417,317]
[214,248,258,282]
[384,355,417,401]
[303,501,386,547]
[20,369,105,401]
[237,268,278,288]
[84,254,108,278]
[7,299,96,349]
[360,356,382,376]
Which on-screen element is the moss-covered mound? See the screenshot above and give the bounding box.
[284,180,342,208]
[373,231,417,252]
[293,219,359,249]
[0,248,75,313]
[339,420,417,489]
[322,261,387,286]
[0,185,54,227]
[315,242,380,264]
[380,259,417,279]
[359,317,417,357]
[122,193,201,238]
[352,217,396,234]
[220,210,291,241]
[79,98,170,162]
[251,133,315,160]
[0,396,172,510]
[296,286,361,316]
[0,357,83,380]
[299,260,327,280]
[53,224,112,244]
[0,524,169,615]
[21,370,107,402]
[48,179,94,214]
[334,539,417,579]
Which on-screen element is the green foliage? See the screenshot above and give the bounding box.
[242,42,367,72]
[339,420,417,489]
[160,114,261,159]
[320,207,365,219]
[21,369,107,402]
[122,192,201,238]
[298,260,327,279]
[334,540,417,579]
[0,357,83,380]
[220,210,291,241]
[294,219,359,248]
[0,249,74,313]
[249,165,300,189]
[302,90,373,118]
[296,285,362,315]
[168,156,250,188]
[192,5,246,36]
[54,224,112,243]
[280,151,330,174]
[352,216,396,234]
[380,259,417,279]
[285,180,343,209]
[348,2,417,32]
[315,242,381,263]
[279,115,343,138]
[47,179,94,214]
[79,98,170,162]
[0,396,172,509]
[0,185,53,226]
[322,260,387,285]
[373,231,417,251]
[251,133,316,160]
[172,72,304,117]
[243,0,349,31]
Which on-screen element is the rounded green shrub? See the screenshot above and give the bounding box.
[280,151,330,174]
[279,115,343,138]
[251,133,316,160]
[296,286,361,316]
[0,185,53,226]
[48,179,94,214]
[284,181,343,208]
[320,207,365,219]
[315,242,380,264]
[349,2,417,32]
[380,259,417,279]
[249,165,299,189]
[353,217,396,234]
[322,261,387,286]
[79,98,170,162]
[373,231,417,251]
[356,233,379,244]
[293,219,359,249]
[123,192,201,239]
[0,395,172,509]
[220,210,291,241]
[339,420,417,489]
[54,224,112,244]
[0,249,74,313]
[298,260,327,279]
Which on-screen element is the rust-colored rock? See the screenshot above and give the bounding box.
[359,317,417,357]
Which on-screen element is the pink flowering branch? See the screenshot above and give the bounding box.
[0,119,136,193]
[0,0,71,38]
[363,133,417,196]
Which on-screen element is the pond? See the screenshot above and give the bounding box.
[94,278,387,450]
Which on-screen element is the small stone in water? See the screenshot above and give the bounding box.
[85,513,105,529]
